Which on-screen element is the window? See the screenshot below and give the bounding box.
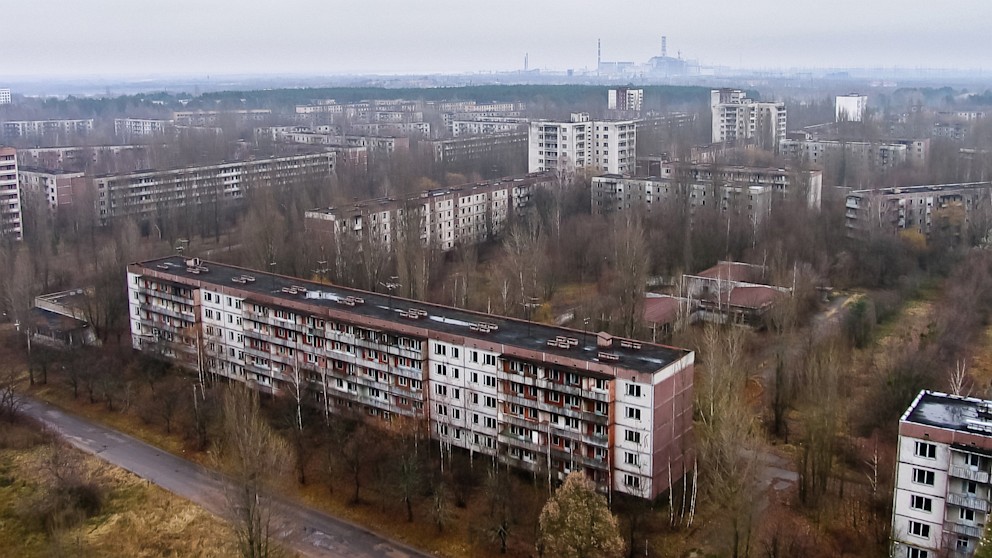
[958,536,970,551]
[625,407,641,421]
[623,474,640,489]
[484,354,496,366]
[967,453,982,467]
[484,375,497,388]
[626,383,642,397]
[908,521,930,538]
[907,548,929,558]
[625,430,641,444]
[966,480,978,494]
[434,343,447,356]
[912,468,935,486]
[960,508,975,522]
[910,495,932,512]
[484,396,496,409]
[484,416,497,429]
[452,347,459,358]
[624,452,639,466]
[914,441,936,459]
[470,372,478,383]
[471,351,478,363]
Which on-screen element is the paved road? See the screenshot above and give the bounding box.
[19,397,431,558]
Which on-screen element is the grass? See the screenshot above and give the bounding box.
[0,419,241,558]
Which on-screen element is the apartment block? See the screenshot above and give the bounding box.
[710,89,787,151]
[608,88,643,112]
[19,168,88,211]
[2,119,94,141]
[592,162,822,214]
[93,151,334,223]
[305,173,549,252]
[172,110,272,126]
[425,132,527,166]
[528,113,636,175]
[449,118,528,138]
[0,147,22,239]
[836,94,868,122]
[779,138,913,172]
[350,122,431,138]
[591,175,772,225]
[0,89,10,105]
[115,118,174,138]
[892,391,992,557]
[16,145,149,171]
[127,256,694,498]
[844,182,992,237]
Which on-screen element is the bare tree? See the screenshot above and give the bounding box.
[219,384,289,558]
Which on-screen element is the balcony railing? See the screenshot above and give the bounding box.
[947,492,990,512]
[950,466,990,483]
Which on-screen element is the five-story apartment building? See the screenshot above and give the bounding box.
[127,256,694,499]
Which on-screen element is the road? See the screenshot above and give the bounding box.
[19,397,431,558]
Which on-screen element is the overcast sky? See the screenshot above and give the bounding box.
[3,0,989,77]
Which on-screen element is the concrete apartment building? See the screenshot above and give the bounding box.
[592,162,822,215]
[350,122,432,138]
[127,255,694,498]
[844,182,992,237]
[528,113,636,175]
[608,88,643,112]
[2,119,94,141]
[16,145,149,172]
[114,118,174,138]
[449,118,528,138]
[93,151,334,223]
[779,137,927,173]
[19,168,88,211]
[891,391,992,557]
[591,174,773,225]
[172,110,272,126]
[0,89,10,105]
[710,89,787,151]
[424,132,527,167]
[0,147,22,240]
[836,94,868,122]
[306,173,550,252]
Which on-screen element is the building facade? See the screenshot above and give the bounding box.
[779,138,916,173]
[710,89,787,151]
[2,119,94,141]
[424,132,527,168]
[127,256,695,499]
[0,147,22,239]
[528,113,636,175]
[844,182,992,237]
[835,94,868,122]
[892,391,992,557]
[115,118,174,138]
[19,168,88,211]
[592,162,822,214]
[608,88,643,112]
[306,173,550,252]
[93,151,334,223]
[0,89,10,105]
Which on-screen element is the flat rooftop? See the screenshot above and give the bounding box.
[850,182,992,196]
[903,391,992,435]
[133,255,689,375]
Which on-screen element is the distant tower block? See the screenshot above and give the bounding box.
[598,39,602,71]
[525,53,529,71]
[662,36,667,58]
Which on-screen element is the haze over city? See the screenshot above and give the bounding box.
[3,0,991,77]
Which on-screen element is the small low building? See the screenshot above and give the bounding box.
[683,261,790,327]
[29,289,99,347]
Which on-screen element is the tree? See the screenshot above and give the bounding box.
[219,384,289,558]
[537,472,625,558]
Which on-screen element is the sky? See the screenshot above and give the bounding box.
[3,0,990,77]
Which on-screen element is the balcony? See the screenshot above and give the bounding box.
[947,492,990,512]
[948,522,983,538]
[950,466,990,483]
